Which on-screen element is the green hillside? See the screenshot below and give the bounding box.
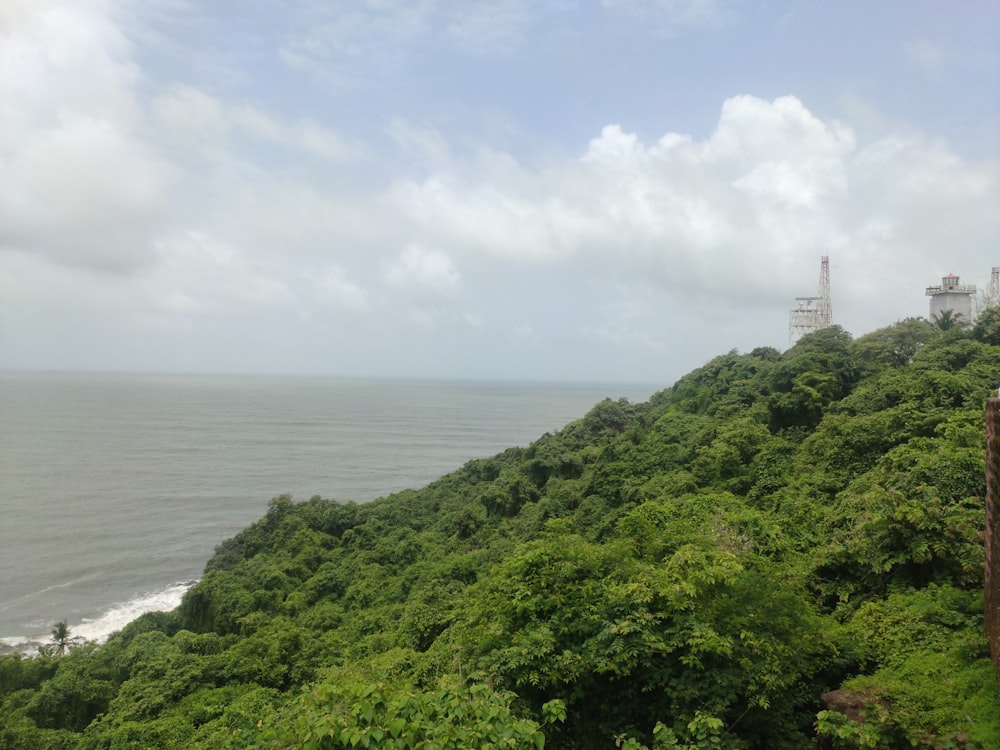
[3,317,1000,749]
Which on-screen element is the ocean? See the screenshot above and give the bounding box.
[0,373,656,653]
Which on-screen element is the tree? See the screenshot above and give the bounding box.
[262,679,557,749]
[768,326,859,432]
[47,621,79,657]
[972,304,1000,345]
[849,318,939,371]
[930,309,965,331]
[451,521,835,749]
[6,325,1000,748]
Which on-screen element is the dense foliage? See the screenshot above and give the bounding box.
[2,320,999,749]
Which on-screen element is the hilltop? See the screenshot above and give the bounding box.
[2,315,1000,749]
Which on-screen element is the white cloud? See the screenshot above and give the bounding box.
[150,232,292,315]
[2,0,997,380]
[0,115,169,271]
[386,94,999,336]
[383,244,461,296]
[151,84,228,147]
[0,0,169,272]
[583,124,646,165]
[386,119,456,169]
[0,0,141,130]
[701,95,855,179]
[309,266,370,313]
[152,83,360,163]
[294,119,359,161]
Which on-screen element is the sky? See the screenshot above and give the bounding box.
[1,0,998,384]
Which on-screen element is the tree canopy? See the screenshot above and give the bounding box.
[2,319,998,749]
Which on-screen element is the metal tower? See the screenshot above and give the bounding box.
[979,266,1000,317]
[789,256,833,345]
[816,256,832,327]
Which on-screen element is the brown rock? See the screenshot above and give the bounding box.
[820,688,879,723]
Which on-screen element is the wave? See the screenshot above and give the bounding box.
[0,580,197,656]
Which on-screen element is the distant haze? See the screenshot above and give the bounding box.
[1,1,998,383]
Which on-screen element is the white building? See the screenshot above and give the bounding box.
[926,274,976,325]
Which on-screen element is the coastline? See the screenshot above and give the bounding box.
[0,580,196,657]
[1,375,656,659]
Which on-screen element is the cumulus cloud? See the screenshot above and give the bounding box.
[0,117,169,272]
[0,0,169,272]
[703,95,855,183]
[387,94,999,333]
[2,0,995,380]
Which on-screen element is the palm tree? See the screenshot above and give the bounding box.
[931,309,964,331]
[50,620,76,656]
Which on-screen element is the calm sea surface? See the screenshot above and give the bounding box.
[0,373,656,651]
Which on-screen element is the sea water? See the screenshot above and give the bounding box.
[0,373,656,653]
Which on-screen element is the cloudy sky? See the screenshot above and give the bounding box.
[1,0,998,383]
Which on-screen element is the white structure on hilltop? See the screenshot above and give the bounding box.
[926,274,976,326]
[788,256,832,345]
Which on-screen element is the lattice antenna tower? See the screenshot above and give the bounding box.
[980,266,1000,318]
[817,255,832,327]
[788,255,834,345]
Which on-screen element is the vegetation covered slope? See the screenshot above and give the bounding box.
[2,320,999,749]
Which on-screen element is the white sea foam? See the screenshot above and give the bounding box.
[71,581,196,644]
[0,635,31,651]
[1,580,196,655]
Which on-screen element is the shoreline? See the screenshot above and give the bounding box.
[0,580,197,658]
